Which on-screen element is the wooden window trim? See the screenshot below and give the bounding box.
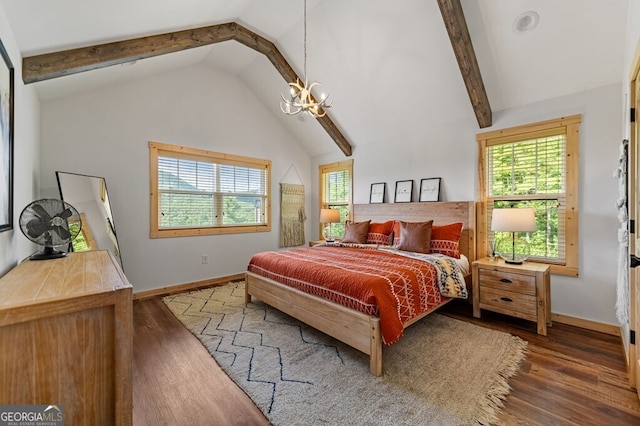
[318,160,353,238]
[72,212,97,251]
[80,212,97,250]
[476,115,580,277]
[149,141,272,238]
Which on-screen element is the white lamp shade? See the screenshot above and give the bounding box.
[491,208,536,232]
[320,208,340,223]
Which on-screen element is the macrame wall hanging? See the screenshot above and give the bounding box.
[614,139,629,325]
[280,183,306,247]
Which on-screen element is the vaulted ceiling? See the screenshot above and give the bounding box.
[0,0,629,156]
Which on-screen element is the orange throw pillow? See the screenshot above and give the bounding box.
[431,222,463,258]
[366,220,394,245]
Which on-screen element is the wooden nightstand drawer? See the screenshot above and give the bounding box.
[479,287,537,320]
[478,269,536,295]
[472,258,551,335]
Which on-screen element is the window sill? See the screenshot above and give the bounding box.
[151,224,271,238]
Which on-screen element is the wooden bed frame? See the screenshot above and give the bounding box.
[245,201,476,376]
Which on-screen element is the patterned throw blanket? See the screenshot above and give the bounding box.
[378,246,468,299]
[247,245,468,345]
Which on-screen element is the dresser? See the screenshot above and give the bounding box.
[472,258,551,335]
[0,250,133,425]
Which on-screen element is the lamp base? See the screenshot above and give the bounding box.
[322,225,333,241]
[496,236,530,266]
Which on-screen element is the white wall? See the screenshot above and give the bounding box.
[39,64,312,291]
[314,83,623,326]
[0,4,40,276]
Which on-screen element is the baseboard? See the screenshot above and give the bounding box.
[134,276,622,337]
[551,313,620,336]
[133,273,245,300]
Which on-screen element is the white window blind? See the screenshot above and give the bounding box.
[157,156,268,229]
[323,169,350,205]
[487,134,566,263]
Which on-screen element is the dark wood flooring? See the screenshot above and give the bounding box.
[441,301,640,425]
[133,296,640,425]
[132,297,269,426]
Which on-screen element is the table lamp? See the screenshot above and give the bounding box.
[320,208,340,242]
[491,207,537,264]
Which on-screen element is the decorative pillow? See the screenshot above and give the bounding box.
[431,222,463,259]
[341,220,371,244]
[396,220,433,254]
[366,220,394,245]
[392,221,401,246]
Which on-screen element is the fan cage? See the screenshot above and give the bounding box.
[19,199,82,255]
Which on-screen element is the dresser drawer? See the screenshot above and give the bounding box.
[478,269,536,295]
[479,287,537,320]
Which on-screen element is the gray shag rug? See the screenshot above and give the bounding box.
[163,281,527,425]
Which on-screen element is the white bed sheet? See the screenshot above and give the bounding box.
[457,254,470,276]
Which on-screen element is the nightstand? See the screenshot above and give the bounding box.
[472,258,551,335]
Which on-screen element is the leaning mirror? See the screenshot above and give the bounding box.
[55,171,124,271]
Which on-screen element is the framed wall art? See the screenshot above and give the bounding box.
[369,182,386,204]
[394,180,413,203]
[0,37,14,232]
[419,177,441,202]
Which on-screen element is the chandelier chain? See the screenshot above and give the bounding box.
[279,0,331,118]
[303,0,307,81]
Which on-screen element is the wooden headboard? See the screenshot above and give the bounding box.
[353,201,476,262]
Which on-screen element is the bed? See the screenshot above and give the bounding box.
[245,201,476,376]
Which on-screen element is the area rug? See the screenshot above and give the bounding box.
[163,281,527,425]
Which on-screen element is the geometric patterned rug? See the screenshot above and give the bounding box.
[163,281,528,425]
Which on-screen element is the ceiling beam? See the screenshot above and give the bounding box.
[22,23,353,156]
[22,24,236,83]
[437,0,492,128]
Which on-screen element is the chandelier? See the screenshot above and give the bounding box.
[280,0,332,118]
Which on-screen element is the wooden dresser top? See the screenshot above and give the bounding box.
[0,250,131,312]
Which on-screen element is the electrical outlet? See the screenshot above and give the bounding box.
[201,254,209,264]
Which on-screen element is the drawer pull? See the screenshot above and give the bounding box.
[500,297,513,303]
[499,278,513,284]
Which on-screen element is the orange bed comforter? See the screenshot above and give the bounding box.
[247,245,467,345]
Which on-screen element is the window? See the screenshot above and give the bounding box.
[319,160,353,240]
[71,212,96,251]
[149,142,271,238]
[477,115,580,276]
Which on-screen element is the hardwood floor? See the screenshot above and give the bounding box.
[132,297,269,426]
[133,295,640,425]
[441,301,640,425]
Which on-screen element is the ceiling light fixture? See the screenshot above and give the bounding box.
[280,0,331,118]
[512,11,539,34]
